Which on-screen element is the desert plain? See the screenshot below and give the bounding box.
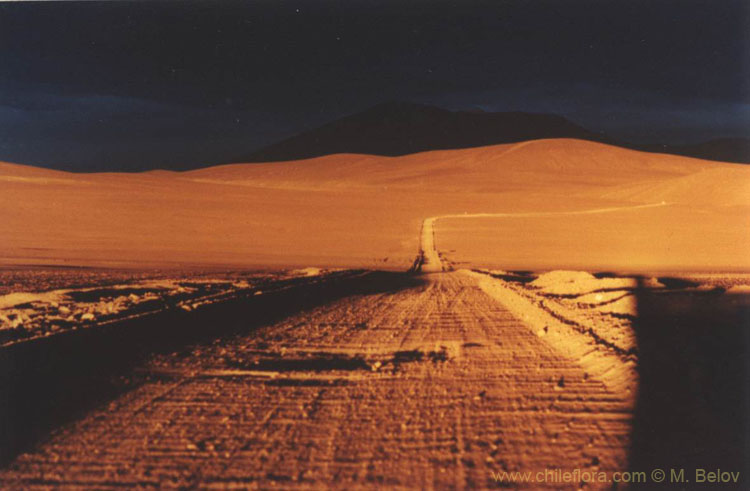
[0,138,749,489]
[2,138,748,271]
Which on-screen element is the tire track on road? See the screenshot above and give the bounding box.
[413,202,670,273]
[0,273,633,489]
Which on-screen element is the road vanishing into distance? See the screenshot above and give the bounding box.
[1,207,679,489]
[415,202,670,273]
[0,272,633,489]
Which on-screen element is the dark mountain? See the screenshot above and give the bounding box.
[238,102,748,165]
[6,101,745,171]
[639,138,750,164]
[238,102,611,162]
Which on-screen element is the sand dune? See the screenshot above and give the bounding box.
[187,139,719,191]
[603,166,750,207]
[1,138,748,271]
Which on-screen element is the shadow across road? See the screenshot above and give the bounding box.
[629,282,750,488]
[0,270,424,465]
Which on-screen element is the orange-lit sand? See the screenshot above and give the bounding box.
[1,138,748,271]
[2,139,749,487]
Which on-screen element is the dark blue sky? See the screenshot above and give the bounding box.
[1,0,748,170]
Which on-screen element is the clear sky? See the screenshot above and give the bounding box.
[1,0,748,170]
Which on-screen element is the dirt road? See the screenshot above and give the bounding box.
[415,202,670,273]
[0,272,633,489]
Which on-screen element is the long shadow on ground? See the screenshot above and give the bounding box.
[629,283,750,488]
[0,270,424,465]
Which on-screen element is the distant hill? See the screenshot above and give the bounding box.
[4,138,749,270]
[3,101,746,171]
[238,102,611,162]
[237,102,748,165]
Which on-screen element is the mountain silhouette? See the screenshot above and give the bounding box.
[239,102,610,162]
[239,102,748,165]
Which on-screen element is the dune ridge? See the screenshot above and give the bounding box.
[1,138,748,271]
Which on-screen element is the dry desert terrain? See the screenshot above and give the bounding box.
[1,139,748,489]
[1,138,748,271]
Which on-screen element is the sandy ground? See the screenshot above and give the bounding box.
[0,272,635,489]
[0,268,334,346]
[2,138,749,271]
[0,139,748,488]
[1,267,747,488]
